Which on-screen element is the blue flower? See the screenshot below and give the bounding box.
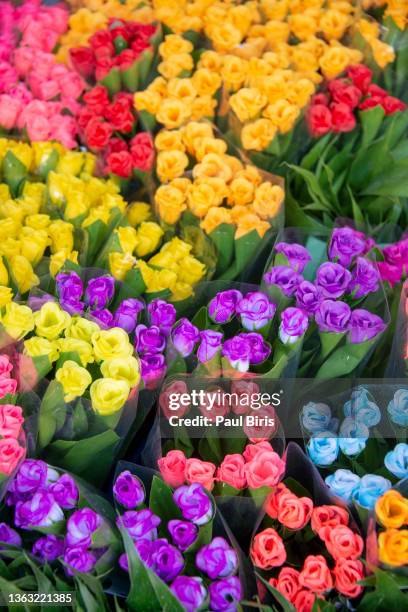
[325,469,360,503]
[301,402,333,434]
[339,417,369,456]
[343,386,380,428]
[384,443,408,479]
[307,432,339,466]
[387,389,408,427]
[353,474,391,510]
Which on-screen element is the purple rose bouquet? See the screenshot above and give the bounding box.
[263,228,389,378]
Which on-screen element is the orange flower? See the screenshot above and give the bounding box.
[378,528,408,567]
[376,490,408,529]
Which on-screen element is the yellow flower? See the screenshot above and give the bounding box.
[156,99,191,129]
[171,282,194,302]
[155,130,186,153]
[193,154,233,183]
[0,200,24,225]
[159,34,193,59]
[0,218,20,242]
[197,50,223,72]
[371,38,396,68]
[0,302,34,340]
[208,22,243,52]
[177,255,206,285]
[135,222,164,257]
[22,181,46,205]
[190,95,217,121]
[148,251,179,273]
[34,302,71,340]
[235,213,270,239]
[264,20,290,45]
[158,54,194,80]
[9,255,39,294]
[109,252,136,281]
[171,177,192,195]
[136,260,154,286]
[357,18,380,41]
[145,268,178,293]
[57,338,94,367]
[64,191,89,220]
[24,214,51,231]
[66,316,100,343]
[47,172,72,206]
[158,236,192,261]
[229,88,268,123]
[194,138,227,162]
[378,528,408,567]
[82,206,110,228]
[241,119,277,151]
[134,89,162,115]
[187,182,221,218]
[319,9,351,40]
[260,0,288,21]
[20,227,49,266]
[237,165,262,187]
[221,55,249,92]
[155,184,186,225]
[57,151,85,176]
[49,249,78,278]
[288,13,318,40]
[182,122,214,155]
[24,337,59,363]
[192,68,222,97]
[127,202,152,226]
[91,327,133,362]
[376,490,408,529]
[48,220,74,254]
[0,238,20,259]
[320,45,351,79]
[116,226,138,254]
[0,256,8,286]
[264,100,300,133]
[9,143,32,170]
[100,356,140,388]
[0,184,10,201]
[156,150,189,183]
[0,286,13,308]
[56,360,92,402]
[200,207,233,234]
[228,177,255,206]
[90,377,130,416]
[253,182,284,219]
[287,78,316,108]
[167,78,197,104]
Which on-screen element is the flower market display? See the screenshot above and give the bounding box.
[0,0,408,610]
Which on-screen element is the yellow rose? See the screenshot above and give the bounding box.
[264,20,290,45]
[0,286,13,308]
[0,302,34,340]
[9,255,39,294]
[235,213,270,239]
[24,337,59,363]
[171,177,192,195]
[82,205,111,228]
[196,177,229,205]
[24,214,51,230]
[223,154,244,176]
[156,99,191,129]
[116,226,138,254]
[260,0,288,21]
[200,207,233,234]
[9,143,32,170]
[90,377,130,415]
[137,260,154,286]
[91,327,133,362]
[159,34,193,59]
[158,54,194,80]
[187,182,221,218]
[127,202,152,226]
[241,119,277,151]
[66,316,100,343]
[182,122,214,155]
[47,172,72,206]
[109,252,136,281]
[378,528,408,567]
[0,184,10,201]
[155,184,186,225]
[148,76,168,96]
[134,89,161,115]
[0,238,20,259]
[156,150,189,183]
[177,255,206,285]
[319,9,351,40]
[264,100,300,133]
[288,14,318,40]
[160,237,192,261]
[229,4,256,37]
[101,193,126,213]
[56,360,92,402]
[171,281,194,302]
[236,165,262,187]
[145,268,178,293]
[64,191,89,220]
[197,50,223,72]
[49,249,78,278]
[57,338,94,367]
[0,200,25,225]
[0,256,8,286]
[148,251,179,273]
[135,222,164,257]
[190,95,217,121]
[287,78,315,108]
[228,177,255,206]
[320,45,351,79]
[0,218,20,242]
[57,151,85,176]
[253,182,284,219]
[194,138,227,162]
[155,130,186,153]
[167,78,197,104]
[207,22,242,53]
[48,220,74,254]
[230,205,250,224]
[371,38,396,68]
[192,69,222,97]
[376,490,408,529]
[229,88,268,123]
[221,55,249,92]
[34,302,71,340]
[20,227,49,266]
[193,154,233,183]
[100,356,140,388]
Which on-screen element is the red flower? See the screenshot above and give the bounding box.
[95,57,116,81]
[328,80,361,109]
[333,559,364,598]
[110,25,131,43]
[84,117,113,150]
[311,93,329,106]
[69,47,95,79]
[130,132,155,171]
[116,49,137,71]
[89,30,114,59]
[131,39,151,57]
[136,23,157,40]
[106,138,128,156]
[83,86,110,114]
[106,150,134,178]
[367,83,388,98]
[104,97,135,133]
[294,590,316,612]
[331,102,356,132]
[382,95,407,115]
[306,104,332,137]
[299,555,333,594]
[359,96,383,111]
[77,106,95,130]
[346,64,372,93]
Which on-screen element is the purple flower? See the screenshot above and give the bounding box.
[15,490,64,530]
[173,483,213,525]
[113,471,145,509]
[0,523,21,547]
[209,576,242,612]
[242,332,271,364]
[140,354,166,385]
[349,257,380,298]
[28,294,55,312]
[120,539,156,572]
[119,552,129,572]
[349,309,386,344]
[196,537,238,579]
[197,330,223,363]
[171,318,200,357]
[279,307,308,344]
[64,546,97,575]
[117,509,160,541]
[85,276,115,309]
[56,272,84,302]
[13,460,57,497]
[295,281,323,315]
[236,292,276,331]
[66,508,102,548]
[135,324,166,355]
[315,262,352,299]
[32,535,64,563]
[90,309,114,329]
[208,290,243,324]
[168,519,198,551]
[113,299,144,333]
[49,474,79,510]
[264,266,302,297]
[170,576,207,612]
[222,336,252,372]
[148,299,177,335]
[315,300,351,333]
[275,242,311,272]
[151,538,184,582]
[329,227,371,267]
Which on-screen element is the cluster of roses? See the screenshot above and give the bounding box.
[375,489,408,567]
[378,235,408,287]
[251,484,365,609]
[307,64,406,137]
[1,459,115,576]
[0,354,25,479]
[0,0,83,148]
[158,442,285,493]
[114,470,242,612]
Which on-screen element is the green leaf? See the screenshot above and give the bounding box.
[38,380,67,449]
[149,476,182,533]
[300,134,333,170]
[360,106,386,149]
[286,164,331,209]
[0,576,30,612]
[123,267,147,297]
[3,151,27,197]
[210,223,235,276]
[315,337,379,378]
[362,161,408,197]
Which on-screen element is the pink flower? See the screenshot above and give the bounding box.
[37,79,60,101]
[13,47,34,77]
[49,115,78,149]
[0,378,17,399]
[244,449,285,489]
[0,94,21,129]
[158,450,186,488]
[0,355,13,378]
[217,454,247,489]
[58,73,85,101]
[185,458,216,491]
[0,437,25,476]
[243,405,278,442]
[299,555,333,593]
[243,441,274,463]
[0,61,17,93]
[159,380,190,419]
[7,84,33,104]
[26,114,51,142]
[0,405,24,438]
[230,380,260,415]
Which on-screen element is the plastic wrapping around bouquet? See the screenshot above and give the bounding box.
[386,280,408,377]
